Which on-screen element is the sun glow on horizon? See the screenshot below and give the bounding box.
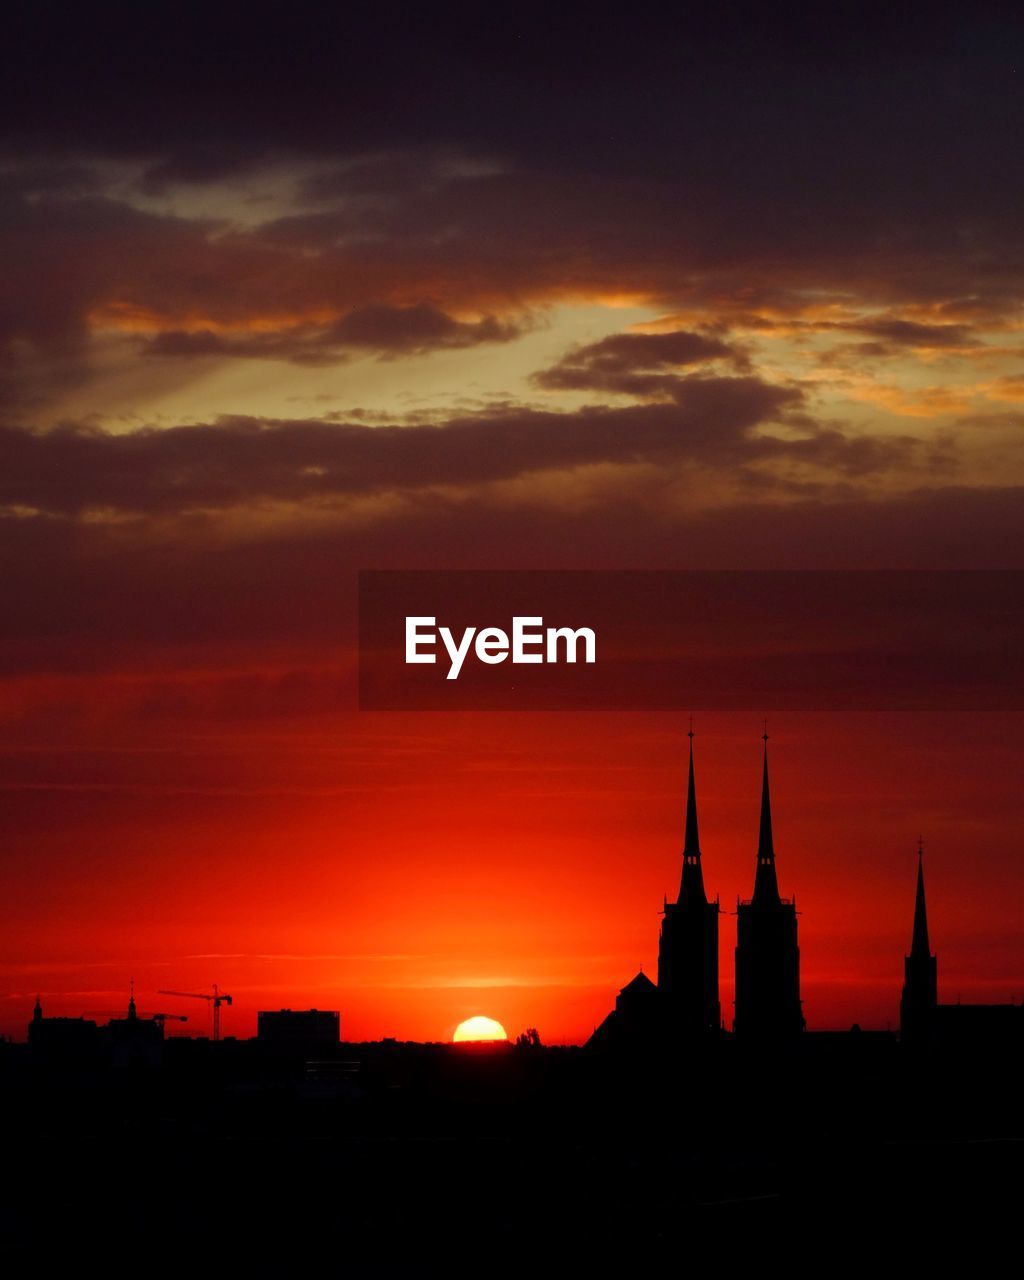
[453,1015,508,1043]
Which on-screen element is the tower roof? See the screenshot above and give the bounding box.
[678,728,708,905]
[910,841,933,959]
[620,970,657,996]
[751,733,781,906]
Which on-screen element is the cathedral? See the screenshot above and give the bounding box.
[589,731,804,1048]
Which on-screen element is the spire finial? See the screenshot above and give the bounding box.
[763,718,769,744]
[910,842,932,958]
[752,727,781,905]
[678,722,707,903]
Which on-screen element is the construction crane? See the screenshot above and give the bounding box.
[158,985,233,1041]
[151,1013,189,1030]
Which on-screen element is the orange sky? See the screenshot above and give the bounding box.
[2,8,1024,1045]
[3,709,1021,1042]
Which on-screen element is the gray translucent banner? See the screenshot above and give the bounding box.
[358,570,1024,710]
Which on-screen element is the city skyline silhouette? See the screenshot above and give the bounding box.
[3,3,1024,1264]
[9,728,1020,1049]
[6,726,1021,1268]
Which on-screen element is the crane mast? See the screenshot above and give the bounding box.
[157,984,233,1040]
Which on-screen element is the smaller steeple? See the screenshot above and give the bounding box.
[910,837,931,960]
[33,994,43,1022]
[751,728,781,906]
[901,838,938,1041]
[127,977,137,1022]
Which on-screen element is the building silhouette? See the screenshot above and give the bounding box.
[20,732,1024,1071]
[257,1008,340,1049]
[591,730,798,1049]
[734,735,804,1038]
[656,730,720,1035]
[899,843,937,1045]
[899,848,1022,1050]
[28,989,165,1069]
[105,986,164,1069]
[587,970,664,1051]
[27,995,99,1065]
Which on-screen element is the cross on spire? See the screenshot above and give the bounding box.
[752,729,781,906]
[911,841,932,959]
[678,723,707,905]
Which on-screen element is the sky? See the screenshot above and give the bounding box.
[1,3,1023,1041]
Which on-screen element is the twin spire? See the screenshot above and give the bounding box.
[752,732,781,906]
[677,726,783,908]
[678,727,708,905]
[911,838,931,959]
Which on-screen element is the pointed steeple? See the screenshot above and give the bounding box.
[901,837,938,1037]
[33,994,43,1022]
[127,977,137,1022]
[678,725,708,905]
[657,721,720,1033]
[910,838,931,959]
[751,729,781,905]
[684,728,700,857]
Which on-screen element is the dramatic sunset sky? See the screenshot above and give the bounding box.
[2,4,1023,1041]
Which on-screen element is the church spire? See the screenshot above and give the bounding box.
[751,729,781,905]
[901,837,938,1040]
[678,724,707,904]
[657,721,720,1034]
[910,838,931,959]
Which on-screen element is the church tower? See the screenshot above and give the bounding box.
[900,842,937,1045]
[734,733,803,1038]
[657,729,721,1036]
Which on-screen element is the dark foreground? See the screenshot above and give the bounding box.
[1,1035,1020,1270]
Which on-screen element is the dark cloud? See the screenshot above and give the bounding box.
[535,330,742,395]
[2,4,1018,190]
[246,165,1024,320]
[1,146,1022,424]
[0,3,1017,565]
[144,304,525,364]
[0,376,810,515]
[1,6,1022,335]
[0,371,938,523]
[0,193,226,412]
[329,303,521,352]
[839,318,979,349]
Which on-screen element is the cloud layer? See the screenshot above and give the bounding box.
[0,1,1020,680]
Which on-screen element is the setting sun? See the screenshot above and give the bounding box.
[453,1016,508,1043]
